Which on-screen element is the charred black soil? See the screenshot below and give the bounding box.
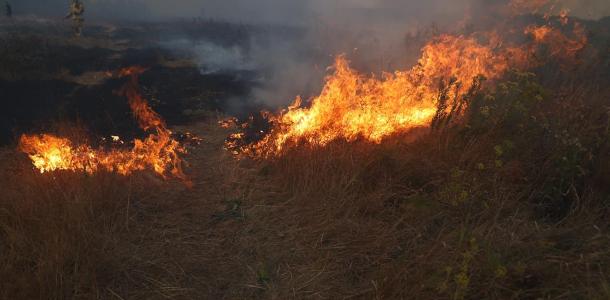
[0,20,260,145]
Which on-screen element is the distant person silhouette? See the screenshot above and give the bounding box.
[65,0,85,37]
[5,2,11,18]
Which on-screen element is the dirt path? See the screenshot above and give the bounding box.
[154,121,377,299]
[110,120,284,299]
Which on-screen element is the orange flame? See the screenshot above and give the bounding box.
[238,35,512,156]
[229,16,588,157]
[19,67,188,181]
[525,23,587,62]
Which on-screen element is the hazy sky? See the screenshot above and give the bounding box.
[142,0,610,22]
[7,0,609,110]
[148,0,470,24]
[10,0,610,24]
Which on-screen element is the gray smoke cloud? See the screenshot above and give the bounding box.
[8,0,610,112]
[9,0,610,22]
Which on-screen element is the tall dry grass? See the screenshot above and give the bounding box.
[0,148,137,298]
[0,67,609,300]
[227,72,610,299]
[235,134,609,299]
[0,121,265,299]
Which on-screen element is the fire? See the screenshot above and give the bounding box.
[527,25,553,41]
[525,22,587,62]
[19,134,85,174]
[219,117,238,129]
[19,67,188,181]
[227,9,589,157]
[236,35,512,156]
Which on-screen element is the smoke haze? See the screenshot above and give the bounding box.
[9,0,610,111]
[9,0,610,23]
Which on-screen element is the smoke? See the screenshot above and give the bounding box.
[8,0,153,20]
[11,0,610,23]
[9,0,610,113]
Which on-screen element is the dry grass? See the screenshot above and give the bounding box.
[1,113,609,299]
[1,36,610,300]
[238,137,610,299]
[0,121,248,299]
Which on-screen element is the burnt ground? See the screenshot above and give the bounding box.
[0,18,262,145]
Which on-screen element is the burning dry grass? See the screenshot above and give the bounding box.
[0,121,250,299]
[228,12,592,159]
[218,51,610,297]
[18,67,188,182]
[238,34,513,157]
